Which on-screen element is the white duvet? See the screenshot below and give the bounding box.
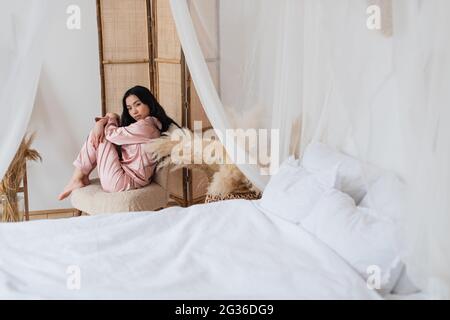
[0,199,381,299]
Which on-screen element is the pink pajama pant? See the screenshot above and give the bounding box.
[73,130,136,193]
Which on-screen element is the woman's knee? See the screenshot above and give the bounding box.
[100,177,128,193]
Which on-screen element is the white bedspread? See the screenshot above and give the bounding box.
[0,199,381,299]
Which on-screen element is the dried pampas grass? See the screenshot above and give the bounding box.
[1,133,41,222]
[144,126,261,198]
[207,164,257,197]
[145,126,224,182]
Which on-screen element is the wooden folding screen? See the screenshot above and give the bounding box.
[97,0,211,206]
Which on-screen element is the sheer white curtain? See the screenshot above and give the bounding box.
[171,0,304,190]
[305,0,450,297]
[0,1,50,181]
[391,0,450,297]
[171,0,450,297]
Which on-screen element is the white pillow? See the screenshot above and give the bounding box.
[391,265,420,295]
[301,142,374,204]
[301,189,403,294]
[359,173,420,295]
[359,172,405,221]
[260,156,337,224]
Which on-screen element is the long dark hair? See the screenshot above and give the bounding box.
[120,85,180,132]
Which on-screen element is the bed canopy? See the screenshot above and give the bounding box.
[170,0,450,297]
[1,0,449,298]
[0,0,49,183]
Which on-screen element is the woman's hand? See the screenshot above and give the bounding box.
[90,119,107,148]
[105,112,120,120]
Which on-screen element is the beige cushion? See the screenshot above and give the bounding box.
[152,164,169,189]
[71,165,170,215]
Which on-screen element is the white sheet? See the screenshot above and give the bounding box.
[0,199,381,299]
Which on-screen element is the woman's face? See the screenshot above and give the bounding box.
[125,95,150,121]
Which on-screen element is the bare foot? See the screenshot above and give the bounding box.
[82,176,91,186]
[58,178,87,200]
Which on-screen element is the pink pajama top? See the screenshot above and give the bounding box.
[98,115,162,188]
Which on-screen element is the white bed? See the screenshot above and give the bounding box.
[0,199,382,300]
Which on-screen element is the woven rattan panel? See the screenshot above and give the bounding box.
[189,80,210,200]
[157,63,182,124]
[100,0,149,61]
[154,0,184,201]
[104,63,150,114]
[156,0,181,59]
[99,0,151,114]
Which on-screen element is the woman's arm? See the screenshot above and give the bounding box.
[105,112,120,121]
[95,113,119,124]
[104,117,161,145]
[90,116,110,148]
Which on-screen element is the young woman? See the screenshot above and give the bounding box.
[58,86,179,200]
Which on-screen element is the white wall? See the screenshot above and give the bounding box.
[27,0,101,211]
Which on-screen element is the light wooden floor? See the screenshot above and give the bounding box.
[29,209,86,221]
[28,198,205,221]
